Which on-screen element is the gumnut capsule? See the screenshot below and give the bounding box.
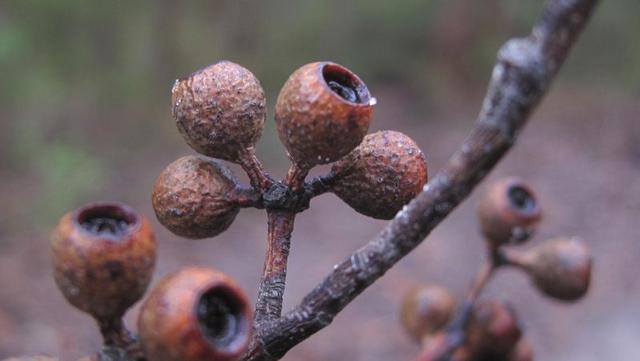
[138,267,252,361]
[275,61,374,168]
[400,284,456,342]
[478,177,542,247]
[152,155,241,239]
[518,237,592,301]
[465,301,522,358]
[330,130,428,219]
[51,202,156,322]
[172,61,266,162]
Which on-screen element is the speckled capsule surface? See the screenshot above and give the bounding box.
[478,178,542,247]
[51,202,156,321]
[152,155,240,239]
[172,61,266,162]
[523,237,592,301]
[400,284,456,342]
[138,267,252,361]
[330,130,428,219]
[275,62,374,167]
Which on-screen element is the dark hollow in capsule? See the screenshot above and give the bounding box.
[508,185,536,213]
[198,287,246,349]
[77,204,136,238]
[322,64,366,104]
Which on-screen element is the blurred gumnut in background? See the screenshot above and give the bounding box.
[50,202,156,332]
[400,284,456,343]
[506,237,593,302]
[478,177,542,247]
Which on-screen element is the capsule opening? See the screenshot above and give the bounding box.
[508,185,536,213]
[198,286,248,351]
[322,63,370,104]
[77,203,137,237]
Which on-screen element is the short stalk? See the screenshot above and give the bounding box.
[239,147,275,192]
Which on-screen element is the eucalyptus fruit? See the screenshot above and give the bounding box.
[466,301,522,359]
[518,237,592,301]
[152,155,241,239]
[275,61,374,168]
[51,202,156,322]
[172,61,266,162]
[138,267,252,361]
[400,284,456,342]
[330,130,428,219]
[478,178,542,247]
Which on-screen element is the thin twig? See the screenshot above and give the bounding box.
[239,147,276,192]
[436,250,502,361]
[243,1,598,359]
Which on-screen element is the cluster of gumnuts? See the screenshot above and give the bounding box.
[400,178,593,361]
[38,60,431,361]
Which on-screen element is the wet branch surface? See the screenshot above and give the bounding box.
[243,1,599,360]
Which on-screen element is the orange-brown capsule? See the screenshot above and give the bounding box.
[275,61,374,168]
[330,130,428,219]
[478,178,542,247]
[400,284,456,342]
[138,267,252,361]
[520,237,592,302]
[152,155,241,239]
[51,202,156,321]
[466,301,522,358]
[172,61,266,162]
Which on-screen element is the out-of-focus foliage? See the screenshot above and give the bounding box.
[0,0,637,231]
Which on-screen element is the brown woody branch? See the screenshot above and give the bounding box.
[253,209,297,324]
[243,0,599,360]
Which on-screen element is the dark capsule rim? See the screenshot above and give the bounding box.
[318,62,372,106]
[502,178,542,220]
[72,201,142,241]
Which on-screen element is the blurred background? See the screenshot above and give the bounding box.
[1,1,639,360]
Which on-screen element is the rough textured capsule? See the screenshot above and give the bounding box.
[152,155,240,239]
[275,61,374,167]
[330,130,428,219]
[522,237,592,302]
[172,61,266,162]
[138,267,252,361]
[51,202,156,321]
[478,177,542,247]
[400,284,456,342]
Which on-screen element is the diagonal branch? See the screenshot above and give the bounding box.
[243,0,599,359]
